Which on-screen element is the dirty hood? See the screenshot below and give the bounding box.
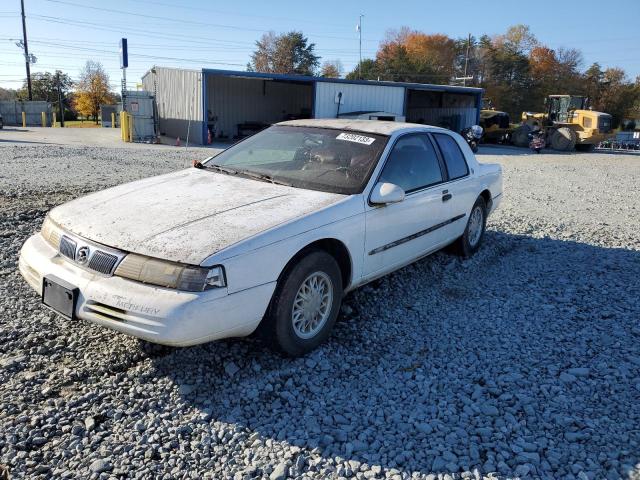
[49,169,345,264]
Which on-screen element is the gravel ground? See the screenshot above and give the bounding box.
[0,142,639,480]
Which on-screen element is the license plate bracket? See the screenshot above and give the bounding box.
[42,275,78,320]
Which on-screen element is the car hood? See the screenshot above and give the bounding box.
[49,169,346,264]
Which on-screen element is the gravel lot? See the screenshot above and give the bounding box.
[0,137,639,480]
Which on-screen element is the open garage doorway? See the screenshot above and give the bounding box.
[405,89,479,132]
[204,73,314,141]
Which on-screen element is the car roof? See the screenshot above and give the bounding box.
[277,119,442,136]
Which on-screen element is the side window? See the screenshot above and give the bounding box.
[378,134,443,193]
[433,133,469,180]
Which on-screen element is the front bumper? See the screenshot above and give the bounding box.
[19,233,276,346]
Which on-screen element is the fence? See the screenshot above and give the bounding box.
[0,101,53,126]
[122,90,157,141]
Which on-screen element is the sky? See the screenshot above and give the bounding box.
[1,0,639,92]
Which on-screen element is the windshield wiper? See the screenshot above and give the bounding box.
[239,170,292,187]
[203,163,239,175]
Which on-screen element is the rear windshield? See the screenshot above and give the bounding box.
[204,125,389,194]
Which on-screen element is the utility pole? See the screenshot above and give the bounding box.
[357,14,364,79]
[463,33,471,87]
[20,0,32,100]
[56,71,64,127]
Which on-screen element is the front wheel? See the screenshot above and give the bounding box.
[452,197,487,257]
[264,250,343,356]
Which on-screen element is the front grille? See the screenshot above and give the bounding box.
[59,235,77,259]
[88,250,118,275]
[85,301,127,322]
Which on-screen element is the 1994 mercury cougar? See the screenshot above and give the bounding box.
[19,119,502,356]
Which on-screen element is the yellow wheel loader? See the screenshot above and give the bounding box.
[512,95,613,152]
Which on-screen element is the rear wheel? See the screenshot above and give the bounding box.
[452,197,487,257]
[550,127,577,151]
[264,250,343,356]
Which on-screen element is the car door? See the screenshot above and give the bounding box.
[363,133,450,277]
[431,132,478,240]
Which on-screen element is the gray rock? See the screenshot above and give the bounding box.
[178,384,193,395]
[481,404,499,416]
[84,417,95,432]
[567,367,590,377]
[224,361,240,377]
[269,462,287,480]
[89,459,112,473]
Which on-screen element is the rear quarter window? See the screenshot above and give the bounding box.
[433,133,469,180]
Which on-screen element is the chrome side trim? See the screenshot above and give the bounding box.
[368,214,466,255]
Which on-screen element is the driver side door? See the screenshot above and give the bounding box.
[363,133,450,278]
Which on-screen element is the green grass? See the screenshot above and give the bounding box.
[62,119,101,128]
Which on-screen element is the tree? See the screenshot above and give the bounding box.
[371,28,457,83]
[17,70,73,102]
[249,31,320,76]
[496,24,538,55]
[320,60,343,78]
[597,68,637,128]
[481,40,534,116]
[0,87,17,101]
[73,61,114,124]
[345,59,380,80]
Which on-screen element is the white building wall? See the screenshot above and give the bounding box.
[142,67,203,144]
[314,82,405,119]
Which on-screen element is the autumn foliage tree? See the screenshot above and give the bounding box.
[372,28,457,83]
[74,61,115,123]
[320,60,343,78]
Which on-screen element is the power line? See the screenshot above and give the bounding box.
[40,0,377,42]
[126,0,357,29]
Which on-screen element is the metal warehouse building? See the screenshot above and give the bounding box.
[142,66,483,145]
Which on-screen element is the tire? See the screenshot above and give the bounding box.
[550,127,577,151]
[512,125,532,147]
[452,197,487,257]
[264,250,343,356]
[470,141,479,153]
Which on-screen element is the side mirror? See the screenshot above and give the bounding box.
[370,182,405,205]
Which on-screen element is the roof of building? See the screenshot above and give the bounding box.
[277,119,435,135]
[144,66,483,95]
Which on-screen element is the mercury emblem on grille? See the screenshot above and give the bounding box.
[76,246,90,265]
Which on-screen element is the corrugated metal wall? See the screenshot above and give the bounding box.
[407,107,478,131]
[143,67,203,144]
[205,76,313,138]
[406,89,478,131]
[314,82,405,119]
[0,101,52,126]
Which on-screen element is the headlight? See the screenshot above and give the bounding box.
[41,215,62,249]
[114,253,226,291]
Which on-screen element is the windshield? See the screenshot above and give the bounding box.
[203,125,389,194]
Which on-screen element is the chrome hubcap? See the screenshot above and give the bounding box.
[468,206,484,246]
[292,272,333,339]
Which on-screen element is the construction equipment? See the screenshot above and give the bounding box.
[512,95,613,151]
[479,98,513,144]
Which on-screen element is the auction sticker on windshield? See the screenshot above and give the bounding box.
[336,132,376,145]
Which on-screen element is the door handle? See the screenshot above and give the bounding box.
[442,190,452,202]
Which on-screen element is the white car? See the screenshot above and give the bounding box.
[19,119,502,356]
